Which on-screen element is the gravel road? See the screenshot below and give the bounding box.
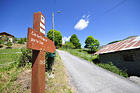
[57,50,140,93]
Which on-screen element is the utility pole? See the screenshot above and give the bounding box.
[52,11,61,43]
[52,12,54,43]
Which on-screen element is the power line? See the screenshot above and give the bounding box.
[103,0,127,14]
[92,0,127,22]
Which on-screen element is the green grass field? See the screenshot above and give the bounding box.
[0,48,28,93]
[0,49,21,64]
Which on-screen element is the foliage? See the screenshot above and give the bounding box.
[0,48,32,93]
[45,52,49,71]
[70,34,81,49]
[84,36,99,52]
[17,37,27,44]
[0,40,4,47]
[19,48,32,67]
[18,38,24,44]
[13,38,18,43]
[47,29,62,48]
[92,55,99,63]
[5,42,12,48]
[24,37,27,42]
[0,40,4,45]
[60,48,91,61]
[96,62,128,78]
[62,41,75,49]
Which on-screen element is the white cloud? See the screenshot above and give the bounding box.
[62,36,71,44]
[74,15,90,30]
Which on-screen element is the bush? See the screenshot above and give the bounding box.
[19,48,32,67]
[92,55,100,63]
[97,62,128,78]
[0,40,4,48]
[6,42,12,48]
[62,42,75,49]
[18,38,24,44]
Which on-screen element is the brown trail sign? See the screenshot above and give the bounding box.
[27,12,56,93]
[27,28,55,53]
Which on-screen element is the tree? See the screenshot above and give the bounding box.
[63,41,75,49]
[24,37,27,42]
[70,34,81,49]
[47,29,62,48]
[84,36,100,52]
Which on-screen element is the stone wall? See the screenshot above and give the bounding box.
[99,48,140,76]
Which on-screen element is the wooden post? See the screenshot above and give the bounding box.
[31,50,45,93]
[32,12,46,93]
[27,12,56,93]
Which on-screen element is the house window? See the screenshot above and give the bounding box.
[123,54,134,62]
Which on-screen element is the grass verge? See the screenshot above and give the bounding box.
[45,52,75,93]
[59,48,92,61]
[59,48,128,78]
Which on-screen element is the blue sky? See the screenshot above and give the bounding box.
[0,0,140,47]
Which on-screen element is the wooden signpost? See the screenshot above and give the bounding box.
[27,12,56,93]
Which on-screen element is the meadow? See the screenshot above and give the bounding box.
[0,48,31,93]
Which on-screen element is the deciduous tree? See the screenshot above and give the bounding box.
[70,34,81,49]
[85,36,99,52]
[47,29,62,48]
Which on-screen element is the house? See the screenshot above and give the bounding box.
[94,36,140,76]
[0,32,15,43]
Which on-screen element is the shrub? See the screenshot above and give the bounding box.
[0,40,4,48]
[97,62,128,78]
[92,55,100,63]
[6,42,12,48]
[13,38,18,43]
[18,38,24,44]
[19,48,32,67]
[62,42,75,49]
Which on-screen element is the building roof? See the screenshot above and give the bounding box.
[0,32,14,37]
[94,36,140,55]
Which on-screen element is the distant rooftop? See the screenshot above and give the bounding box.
[94,36,140,55]
[0,32,14,37]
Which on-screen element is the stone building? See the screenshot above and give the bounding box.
[0,32,15,43]
[94,36,140,76]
